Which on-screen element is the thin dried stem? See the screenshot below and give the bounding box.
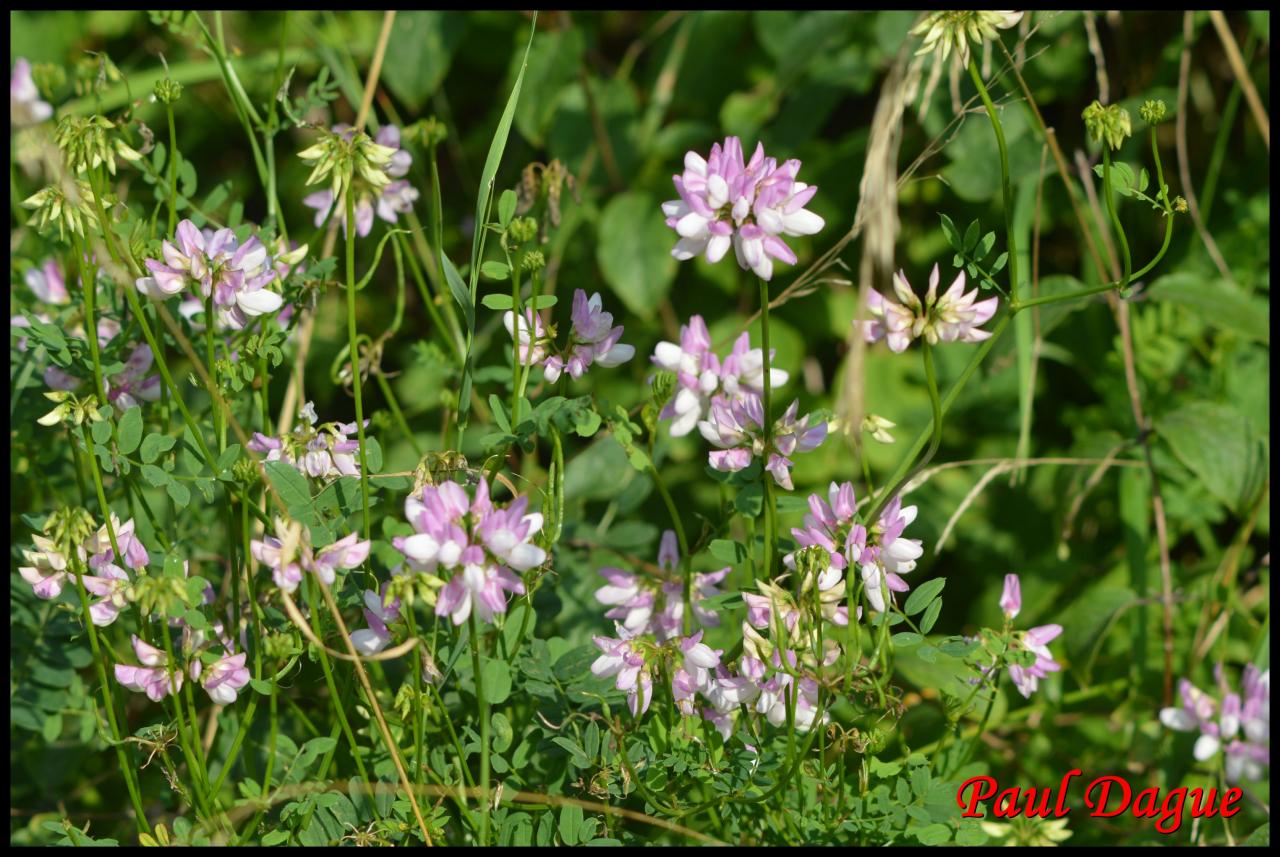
[1176,12,1234,281]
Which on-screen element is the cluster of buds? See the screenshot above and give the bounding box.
[910,11,1023,67]
[21,181,106,241]
[300,124,416,238]
[36,390,106,428]
[862,265,998,353]
[1082,100,1133,151]
[54,114,143,175]
[248,401,369,482]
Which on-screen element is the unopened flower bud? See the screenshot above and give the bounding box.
[520,250,546,272]
[1082,100,1132,151]
[1173,196,1188,214]
[507,216,538,244]
[1139,99,1167,125]
[154,77,183,105]
[861,413,897,444]
[31,63,66,98]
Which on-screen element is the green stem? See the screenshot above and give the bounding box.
[165,104,178,235]
[920,342,943,469]
[375,372,423,457]
[66,541,151,834]
[343,191,373,542]
[303,577,373,785]
[648,462,692,634]
[757,276,777,579]
[468,612,491,846]
[1102,148,1133,291]
[968,57,1020,303]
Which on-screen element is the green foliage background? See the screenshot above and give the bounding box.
[10,10,1270,846]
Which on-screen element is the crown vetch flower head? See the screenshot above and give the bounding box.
[114,635,184,702]
[135,219,286,330]
[911,11,1024,67]
[393,477,545,626]
[863,265,998,352]
[1159,665,1270,782]
[542,289,636,383]
[664,137,824,281]
[300,124,413,238]
[699,393,826,490]
[200,650,251,705]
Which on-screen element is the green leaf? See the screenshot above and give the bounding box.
[91,418,112,444]
[904,577,946,616]
[962,219,979,253]
[141,463,170,487]
[1157,401,1267,513]
[920,597,944,634]
[265,461,313,511]
[117,407,143,455]
[558,804,584,846]
[708,539,748,565]
[380,12,466,111]
[1148,273,1270,344]
[469,15,537,306]
[498,189,518,228]
[140,432,176,464]
[481,260,510,281]
[892,631,923,647]
[481,293,514,311]
[442,253,474,333]
[482,660,512,705]
[914,823,951,845]
[166,479,190,506]
[596,192,678,319]
[938,213,961,250]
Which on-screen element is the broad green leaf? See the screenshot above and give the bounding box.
[117,406,143,455]
[380,12,466,111]
[596,192,677,319]
[1158,401,1267,513]
[904,577,946,616]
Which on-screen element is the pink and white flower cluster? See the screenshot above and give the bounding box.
[393,477,546,626]
[594,530,729,641]
[115,630,250,705]
[664,137,825,281]
[250,517,371,593]
[248,401,368,481]
[993,573,1063,698]
[303,124,418,238]
[135,219,287,330]
[698,395,827,490]
[650,314,789,438]
[591,626,726,720]
[862,265,997,353]
[19,514,149,603]
[783,483,925,615]
[1160,664,1270,783]
[503,289,635,384]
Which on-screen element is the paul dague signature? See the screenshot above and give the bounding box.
[956,770,1244,834]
